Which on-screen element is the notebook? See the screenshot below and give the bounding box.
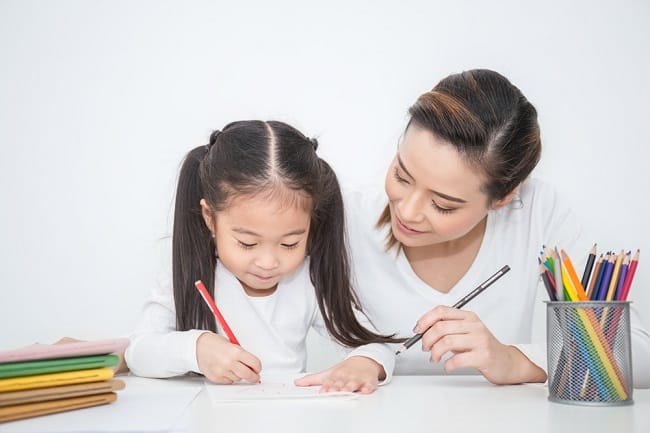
[0,392,117,423]
[0,379,125,407]
[0,338,129,364]
[0,367,114,392]
[0,354,119,379]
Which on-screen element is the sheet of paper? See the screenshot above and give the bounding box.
[203,373,359,402]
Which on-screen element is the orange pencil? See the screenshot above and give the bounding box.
[560,249,588,300]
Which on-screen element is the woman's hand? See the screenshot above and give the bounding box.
[414,305,546,384]
[293,356,385,394]
[196,332,262,384]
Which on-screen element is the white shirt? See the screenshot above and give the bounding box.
[125,257,395,382]
[344,178,650,386]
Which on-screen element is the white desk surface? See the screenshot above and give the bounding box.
[2,375,648,433]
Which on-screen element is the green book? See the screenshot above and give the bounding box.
[0,354,119,379]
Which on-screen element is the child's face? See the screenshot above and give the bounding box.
[384,124,493,249]
[205,193,311,297]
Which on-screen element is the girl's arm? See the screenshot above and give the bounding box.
[125,277,261,382]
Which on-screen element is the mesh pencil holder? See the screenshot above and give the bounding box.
[546,301,633,406]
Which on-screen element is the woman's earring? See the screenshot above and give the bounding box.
[210,233,219,257]
[510,192,524,209]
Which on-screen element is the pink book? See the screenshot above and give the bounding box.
[0,338,129,364]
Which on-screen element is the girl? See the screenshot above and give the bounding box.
[125,120,396,393]
[317,69,650,386]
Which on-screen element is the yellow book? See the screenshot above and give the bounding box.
[0,367,114,393]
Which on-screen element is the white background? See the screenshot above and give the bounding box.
[1,0,649,371]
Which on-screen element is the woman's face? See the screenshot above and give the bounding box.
[384,124,493,249]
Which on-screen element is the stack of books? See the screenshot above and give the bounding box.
[0,338,129,423]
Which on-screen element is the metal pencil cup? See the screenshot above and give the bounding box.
[546,301,633,406]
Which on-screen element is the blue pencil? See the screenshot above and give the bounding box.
[595,254,614,301]
[589,255,607,300]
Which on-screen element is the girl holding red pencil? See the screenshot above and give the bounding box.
[125,121,399,393]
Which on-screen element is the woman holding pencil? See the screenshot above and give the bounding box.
[301,69,650,387]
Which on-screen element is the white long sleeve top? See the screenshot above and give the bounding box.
[343,178,650,386]
[125,257,395,382]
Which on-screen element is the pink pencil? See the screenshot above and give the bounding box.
[194,280,240,345]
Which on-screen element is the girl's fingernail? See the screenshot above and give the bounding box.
[412,323,420,333]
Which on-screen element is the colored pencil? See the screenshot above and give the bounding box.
[595,253,614,301]
[587,254,603,300]
[613,252,630,301]
[560,249,588,300]
[581,244,597,290]
[561,263,579,301]
[194,280,240,345]
[540,263,557,301]
[552,248,564,301]
[620,249,640,301]
[605,250,625,301]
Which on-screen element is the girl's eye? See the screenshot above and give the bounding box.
[237,240,256,249]
[432,200,455,214]
[393,167,408,184]
[281,242,299,249]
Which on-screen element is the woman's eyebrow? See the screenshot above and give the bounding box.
[397,154,467,204]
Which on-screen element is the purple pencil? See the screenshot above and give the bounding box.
[613,252,630,301]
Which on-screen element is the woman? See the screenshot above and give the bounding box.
[340,69,650,386]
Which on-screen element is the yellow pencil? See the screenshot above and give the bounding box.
[561,264,579,301]
[605,250,625,301]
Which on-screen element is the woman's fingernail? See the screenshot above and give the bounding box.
[412,323,420,333]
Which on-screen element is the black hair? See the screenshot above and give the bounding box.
[378,69,541,250]
[174,120,397,346]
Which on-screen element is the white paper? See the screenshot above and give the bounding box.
[203,374,358,402]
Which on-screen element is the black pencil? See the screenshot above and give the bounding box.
[580,243,597,290]
[540,262,557,301]
[395,265,511,355]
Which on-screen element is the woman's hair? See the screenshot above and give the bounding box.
[378,69,542,249]
[173,120,396,346]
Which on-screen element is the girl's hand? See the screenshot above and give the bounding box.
[415,305,546,384]
[196,332,262,384]
[293,356,385,394]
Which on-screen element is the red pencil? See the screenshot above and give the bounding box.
[620,250,640,301]
[194,280,240,345]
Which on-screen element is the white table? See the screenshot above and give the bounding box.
[182,376,649,433]
[2,375,649,433]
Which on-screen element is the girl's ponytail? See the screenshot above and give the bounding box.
[310,158,397,346]
[173,145,217,332]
